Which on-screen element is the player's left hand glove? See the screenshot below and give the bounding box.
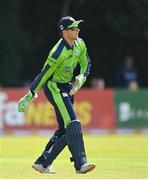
[18,91,37,112]
[69,74,86,96]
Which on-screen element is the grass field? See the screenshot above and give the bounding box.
[0,134,148,179]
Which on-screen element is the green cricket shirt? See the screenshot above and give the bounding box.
[30,38,91,93]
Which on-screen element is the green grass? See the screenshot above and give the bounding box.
[0,134,148,179]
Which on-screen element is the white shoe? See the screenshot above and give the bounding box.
[32,163,56,174]
[76,163,96,174]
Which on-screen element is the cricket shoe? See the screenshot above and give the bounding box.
[32,163,56,174]
[76,163,96,174]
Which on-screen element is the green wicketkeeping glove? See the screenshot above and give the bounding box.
[69,74,86,96]
[18,91,37,112]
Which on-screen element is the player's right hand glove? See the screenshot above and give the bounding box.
[17,91,37,112]
[69,74,86,96]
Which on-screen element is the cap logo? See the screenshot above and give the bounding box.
[60,25,64,30]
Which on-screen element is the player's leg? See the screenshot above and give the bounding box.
[34,128,66,164]
[32,128,67,173]
[32,83,67,173]
[42,133,66,168]
[42,83,68,168]
[50,82,95,173]
[66,120,95,173]
[66,120,86,169]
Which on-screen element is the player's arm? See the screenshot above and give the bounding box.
[30,56,60,94]
[79,42,91,78]
[69,42,91,96]
[18,54,61,112]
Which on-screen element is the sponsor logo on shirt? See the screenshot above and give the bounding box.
[63,66,74,72]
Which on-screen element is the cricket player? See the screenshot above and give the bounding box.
[18,16,95,174]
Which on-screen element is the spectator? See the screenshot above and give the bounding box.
[90,77,105,89]
[116,56,139,88]
[128,80,139,91]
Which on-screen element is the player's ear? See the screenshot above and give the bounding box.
[62,29,68,36]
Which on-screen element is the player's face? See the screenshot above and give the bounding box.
[66,28,80,40]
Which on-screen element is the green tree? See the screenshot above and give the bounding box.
[0,0,23,86]
[97,0,148,38]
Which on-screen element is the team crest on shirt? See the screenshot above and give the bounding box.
[74,49,80,56]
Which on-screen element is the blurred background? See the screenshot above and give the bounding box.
[0,0,148,133]
[0,0,148,88]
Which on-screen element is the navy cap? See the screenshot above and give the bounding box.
[58,16,84,31]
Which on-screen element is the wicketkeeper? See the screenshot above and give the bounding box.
[18,16,95,174]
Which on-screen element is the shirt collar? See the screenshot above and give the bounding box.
[62,38,73,50]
